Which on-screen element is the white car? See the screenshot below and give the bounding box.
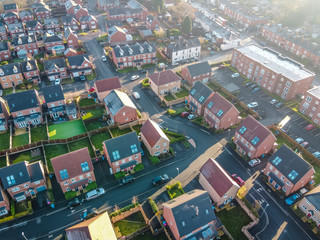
[248,159,261,167]
[231,73,240,78]
[133,92,140,99]
[247,102,258,108]
[270,99,278,105]
[187,114,196,120]
[54,79,61,85]
[102,56,107,62]
[131,75,139,81]
[295,138,304,144]
[85,188,105,201]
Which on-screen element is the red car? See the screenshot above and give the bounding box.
[219,64,226,69]
[231,174,245,186]
[305,124,316,131]
[89,87,95,92]
[181,112,190,118]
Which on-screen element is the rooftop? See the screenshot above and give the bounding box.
[307,86,320,99]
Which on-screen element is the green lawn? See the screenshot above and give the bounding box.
[78,98,96,107]
[31,125,48,142]
[164,93,175,102]
[216,207,251,240]
[90,132,111,150]
[11,151,43,164]
[117,67,138,73]
[0,132,10,151]
[85,121,108,131]
[110,127,132,138]
[82,106,105,120]
[175,87,189,98]
[48,120,86,139]
[2,88,13,96]
[68,138,95,158]
[270,130,295,149]
[86,70,96,81]
[0,156,7,168]
[114,212,147,236]
[132,125,142,135]
[13,134,29,148]
[44,144,69,172]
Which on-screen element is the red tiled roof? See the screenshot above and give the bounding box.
[200,158,237,197]
[95,77,121,93]
[140,119,169,147]
[148,69,181,86]
[206,93,239,119]
[51,148,94,183]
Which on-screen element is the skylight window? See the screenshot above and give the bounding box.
[272,156,282,166]
[217,110,224,117]
[190,89,196,95]
[6,175,15,185]
[239,126,247,134]
[131,144,138,154]
[251,136,260,145]
[81,162,89,172]
[112,151,120,160]
[288,170,298,181]
[199,96,205,102]
[207,102,213,109]
[60,169,68,180]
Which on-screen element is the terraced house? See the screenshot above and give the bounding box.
[188,81,214,116]
[0,63,24,88]
[6,90,42,128]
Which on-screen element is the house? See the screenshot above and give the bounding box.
[67,54,92,77]
[97,0,120,11]
[106,19,124,31]
[110,42,157,69]
[44,58,68,81]
[61,15,79,31]
[42,84,68,120]
[0,161,47,202]
[3,3,18,13]
[299,86,320,126]
[108,26,127,44]
[0,98,9,131]
[6,90,42,127]
[139,29,153,39]
[103,132,142,174]
[32,2,47,11]
[65,0,77,15]
[199,158,240,207]
[162,189,219,240]
[51,148,96,193]
[43,18,60,33]
[43,33,65,53]
[264,144,315,196]
[181,61,212,86]
[0,63,24,89]
[25,20,44,35]
[19,9,34,23]
[64,48,78,57]
[64,27,79,49]
[2,11,19,24]
[188,81,214,116]
[104,90,137,125]
[231,44,315,101]
[141,119,170,156]
[12,35,39,59]
[204,93,241,130]
[34,5,51,20]
[66,212,117,240]
[127,0,149,20]
[0,188,10,217]
[94,77,121,101]
[79,15,98,30]
[74,5,89,21]
[233,115,276,159]
[299,186,320,227]
[148,70,181,97]
[0,41,11,61]
[0,25,8,40]
[146,15,159,31]
[21,60,41,84]
[166,38,201,65]
[7,22,25,38]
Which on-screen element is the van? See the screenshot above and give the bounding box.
[85,188,105,201]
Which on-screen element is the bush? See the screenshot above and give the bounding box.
[166,181,185,199]
[115,171,125,180]
[169,147,174,155]
[148,197,158,214]
[27,201,33,214]
[149,156,160,165]
[142,78,150,88]
[110,202,139,217]
[229,141,236,150]
[134,163,144,172]
[64,191,77,200]
[10,202,15,216]
[86,181,98,192]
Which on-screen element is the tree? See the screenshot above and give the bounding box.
[181,15,192,35]
[154,0,164,13]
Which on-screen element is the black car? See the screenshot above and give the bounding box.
[275,102,284,108]
[80,208,98,221]
[152,174,169,186]
[140,69,148,74]
[119,175,135,185]
[67,197,84,209]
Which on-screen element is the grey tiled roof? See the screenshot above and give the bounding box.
[64,27,74,38]
[306,86,320,99]
[3,3,17,11]
[186,61,211,78]
[67,54,90,67]
[19,9,33,18]
[104,90,136,116]
[27,162,45,182]
[5,90,40,112]
[43,33,62,43]
[189,81,213,104]
[79,15,97,23]
[13,35,37,46]
[44,58,66,70]
[0,161,30,189]
[127,0,144,9]
[167,38,200,52]
[25,20,42,28]
[112,42,156,58]
[0,62,21,76]
[21,60,38,72]
[7,22,24,31]
[106,19,124,29]
[3,11,18,18]
[42,84,65,103]
[0,41,9,51]
[34,6,50,13]
[43,18,60,27]
[61,14,77,24]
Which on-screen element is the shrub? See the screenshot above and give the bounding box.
[115,171,125,180]
[110,202,139,217]
[149,156,160,165]
[229,141,236,150]
[148,197,159,214]
[86,181,98,192]
[166,181,185,199]
[142,78,150,88]
[64,191,77,200]
[169,147,174,155]
[134,163,144,172]
[10,202,15,216]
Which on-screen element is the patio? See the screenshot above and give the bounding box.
[48,120,86,139]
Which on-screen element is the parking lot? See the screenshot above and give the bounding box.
[212,67,320,155]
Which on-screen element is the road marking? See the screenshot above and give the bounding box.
[309,128,318,133]
[315,133,320,137]
[67,206,91,217]
[256,204,270,237]
[298,120,307,126]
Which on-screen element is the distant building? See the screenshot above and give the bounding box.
[299,86,320,125]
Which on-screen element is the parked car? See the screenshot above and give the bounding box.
[231,174,245,186]
[80,208,98,221]
[181,112,190,118]
[305,124,316,131]
[285,193,301,206]
[313,151,320,159]
[295,138,304,144]
[252,87,261,93]
[187,114,196,120]
[300,141,309,148]
[210,51,215,55]
[245,82,252,87]
[131,75,139,81]
[140,69,147,74]
[270,99,279,105]
[133,92,140,100]
[231,73,239,78]
[249,84,257,89]
[248,159,261,167]
[89,87,95,92]
[80,75,86,81]
[247,102,258,108]
[275,102,283,108]
[152,174,169,186]
[67,197,84,209]
[102,56,107,62]
[85,188,105,201]
[119,175,135,185]
[54,79,60,85]
[218,65,226,69]
[158,63,167,68]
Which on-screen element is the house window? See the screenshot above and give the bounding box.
[79,175,84,180]
[283,187,287,192]
[60,169,69,180]
[24,184,29,188]
[306,96,312,103]
[66,187,71,192]
[6,175,15,185]
[156,145,160,149]
[86,173,91,177]
[64,181,68,185]
[71,178,76,183]
[81,162,89,172]
[163,142,167,147]
[12,187,20,192]
[306,200,311,205]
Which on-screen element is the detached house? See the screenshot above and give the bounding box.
[108,26,127,44]
[19,9,34,23]
[2,11,19,24]
[43,18,60,33]
[163,189,219,240]
[103,132,142,174]
[44,58,68,81]
[204,93,241,130]
[13,35,39,59]
[3,3,18,13]
[0,161,46,202]
[0,41,11,61]
[264,144,315,196]
[61,15,79,31]
[65,0,77,15]
[0,98,9,131]
[146,15,159,31]
[104,90,137,125]
[148,70,181,98]
[233,115,276,159]
[94,77,121,102]
[0,63,24,88]
[74,5,89,21]
[299,186,320,227]
[43,33,65,53]
[0,188,10,217]
[141,119,170,156]
[6,90,42,128]
[7,22,25,38]
[188,81,214,116]
[25,20,44,35]
[21,60,40,84]
[181,61,212,86]
[0,25,8,40]
[67,54,92,77]
[34,5,51,20]
[64,27,79,49]
[79,15,98,30]
[51,148,96,193]
[199,158,240,208]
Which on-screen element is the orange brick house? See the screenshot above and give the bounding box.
[188,81,214,116]
[299,186,320,227]
[149,70,181,98]
[94,77,121,102]
[67,54,93,78]
[51,148,96,193]
[64,27,79,49]
[181,61,212,86]
[21,60,41,84]
[0,63,24,89]
[299,86,320,126]
[0,188,10,217]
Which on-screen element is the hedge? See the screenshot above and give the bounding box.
[149,156,160,165]
[148,197,158,214]
[110,202,139,217]
[134,163,144,172]
[166,181,185,199]
[115,171,125,180]
[65,191,77,200]
[86,181,98,192]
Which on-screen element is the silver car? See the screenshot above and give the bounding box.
[85,188,105,201]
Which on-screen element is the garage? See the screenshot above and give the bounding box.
[36,186,46,192]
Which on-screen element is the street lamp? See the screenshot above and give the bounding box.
[22,232,28,240]
[227,129,231,142]
[176,168,179,176]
